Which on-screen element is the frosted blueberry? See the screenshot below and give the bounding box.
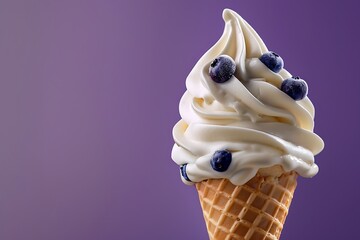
[259,51,284,73]
[211,150,232,172]
[281,76,308,101]
[209,55,236,83]
[180,164,191,182]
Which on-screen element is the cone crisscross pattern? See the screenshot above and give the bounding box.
[196,171,297,240]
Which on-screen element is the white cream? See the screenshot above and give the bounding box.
[171,9,324,186]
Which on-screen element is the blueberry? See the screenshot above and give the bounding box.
[259,51,284,73]
[209,55,236,83]
[210,150,232,172]
[180,164,191,182]
[280,76,308,101]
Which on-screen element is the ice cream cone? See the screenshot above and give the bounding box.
[196,171,297,240]
[171,8,324,240]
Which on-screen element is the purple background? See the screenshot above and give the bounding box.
[0,0,358,239]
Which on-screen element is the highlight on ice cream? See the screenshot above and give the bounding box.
[171,9,324,240]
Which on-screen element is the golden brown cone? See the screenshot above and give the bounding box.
[196,171,298,240]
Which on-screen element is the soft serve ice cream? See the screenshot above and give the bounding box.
[171,9,324,186]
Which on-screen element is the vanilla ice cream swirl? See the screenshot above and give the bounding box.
[172,9,324,185]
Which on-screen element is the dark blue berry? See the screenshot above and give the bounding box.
[180,164,191,182]
[210,150,232,172]
[259,51,284,73]
[209,55,236,83]
[280,76,308,100]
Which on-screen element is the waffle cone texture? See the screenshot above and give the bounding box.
[196,171,298,240]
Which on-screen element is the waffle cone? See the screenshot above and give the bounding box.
[196,171,298,240]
